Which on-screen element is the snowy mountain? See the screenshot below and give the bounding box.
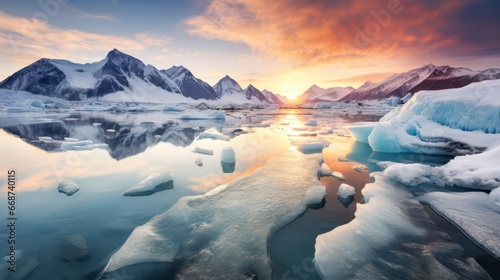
[296,84,354,103]
[261,89,285,104]
[161,65,218,100]
[0,49,180,101]
[341,64,500,101]
[213,75,244,97]
[0,49,282,104]
[244,84,272,103]
[212,75,285,104]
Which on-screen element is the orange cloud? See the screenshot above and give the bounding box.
[185,0,467,67]
[0,11,171,68]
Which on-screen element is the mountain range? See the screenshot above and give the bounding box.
[0,49,283,104]
[1,49,500,104]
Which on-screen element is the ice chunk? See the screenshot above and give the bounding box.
[304,185,326,205]
[163,106,184,112]
[353,165,367,173]
[337,156,350,162]
[315,173,489,280]
[345,122,377,144]
[93,122,102,126]
[401,92,413,103]
[384,145,500,190]
[195,158,203,167]
[220,147,236,163]
[490,187,500,207]
[101,150,323,279]
[30,100,45,108]
[123,172,174,197]
[368,80,500,155]
[57,180,79,196]
[197,128,229,141]
[337,183,355,199]
[60,234,90,262]
[306,119,318,126]
[419,191,500,259]
[179,109,225,120]
[319,162,332,176]
[331,171,346,181]
[192,147,214,155]
[386,96,402,106]
[297,139,330,154]
[106,129,116,133]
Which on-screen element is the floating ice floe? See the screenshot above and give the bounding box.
[319,162,332,177]
[383,144,500,190]
[100,150,323,279]
[331,171,346,181]
[337,183,355,199]
[306,120,318,126]
[304,185,327,205]
[337,156,350,162]
[57,180,79,196]
[297,139,330,154]
[92,122,102,126]
[368,80,500,155]
[314,173,490,279]
[353,165,367,173]
[179,109,225,120]
[197,128,229,141]
[419,191,500,259]
[123,172,174,197]
[195,158,203,167]
[345,122,377,144]
[106,129,116,133]
[192,147,214,155]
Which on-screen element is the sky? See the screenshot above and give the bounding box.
[0,0,499,99]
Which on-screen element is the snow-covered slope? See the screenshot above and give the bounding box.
[297,84,354,103]
[341,64,500,101]
[0,49,182,101]
[261,89,284,104]
[243,84,271,103]
[161,65,218,100]
[213,75,244,97]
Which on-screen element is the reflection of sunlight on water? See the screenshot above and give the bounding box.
[189,127,290,193]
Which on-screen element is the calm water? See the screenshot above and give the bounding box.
[0,109,497,279]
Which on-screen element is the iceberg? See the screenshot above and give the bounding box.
[337,156,350,162]
[197,128,229,141]
[297,140,330,154]
[383,144,500,190]
[401,92,413,103]
[314,173,490,280]
[179,109,225,120]
[123,172,174,197]
[353,165,367,173]
[100,150,324,279]
[368,80,500,155]
[192,147,214,155]
[491,187,500,207]
[220,147,236,163]
[345,122,377,144]
[386,96,402,106]
[57,180,79,196]
[419,191,500,259]
[194,158,203,167]
[337,183,355,199]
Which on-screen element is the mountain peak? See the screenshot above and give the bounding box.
[106,48,127,58]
